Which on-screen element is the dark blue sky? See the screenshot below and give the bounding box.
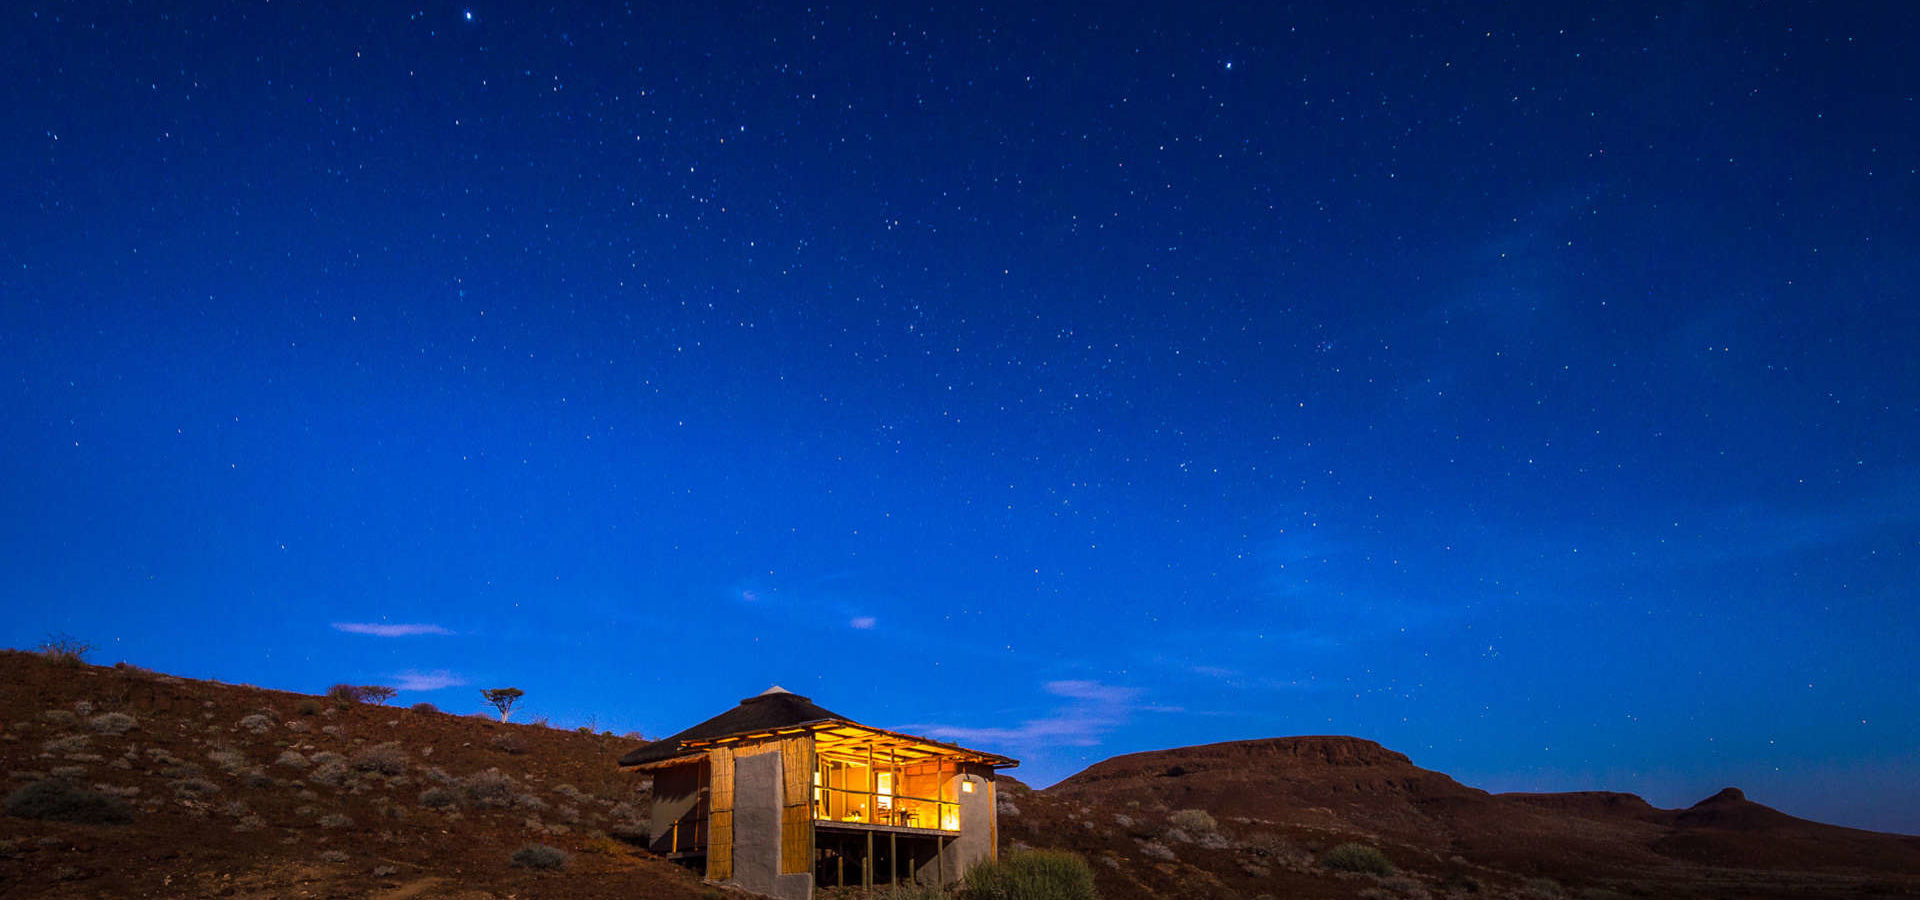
[5,2,1916,832]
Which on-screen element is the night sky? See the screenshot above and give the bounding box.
[5,3,1916,833]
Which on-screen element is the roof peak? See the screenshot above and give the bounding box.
[741,684,812,705]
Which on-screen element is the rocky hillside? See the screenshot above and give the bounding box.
[0,650,707,899]
[1002,738,1920,899]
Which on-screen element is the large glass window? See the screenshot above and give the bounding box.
[812,740,961,832]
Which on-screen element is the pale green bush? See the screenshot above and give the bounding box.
[510,843,567,869]
[1323,842,1394,875]
[960,849,1096,900]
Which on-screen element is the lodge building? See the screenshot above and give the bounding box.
[618,687,1017,900]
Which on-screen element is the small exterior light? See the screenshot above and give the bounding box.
[961,780,975,794]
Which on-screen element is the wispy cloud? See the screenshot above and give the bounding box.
[332,622,453,637]
[909,680,1158,749]
[1044,679,1136,704]
[394,669,466,691]
[849,616,877,630]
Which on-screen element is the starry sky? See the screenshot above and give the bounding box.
[4,2,1916,833]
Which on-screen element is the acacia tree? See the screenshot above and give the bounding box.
[360,685,398,706]
[481,687,525,722]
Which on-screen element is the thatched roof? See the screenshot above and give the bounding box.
[618,686,848,768]
[618,686,1018,770]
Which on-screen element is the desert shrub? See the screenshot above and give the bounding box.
[411,702,439,714]
[319,849,349,863]
[207,746,249,773]
[7,781,132,824]
[317,813,353,828]
[237,714,273,733]
[961,848,1096,900]
[1323,843,1394,876]
[296,699,322,716]
[36,633,93,665]
[88,712,138,735]
[351,742,408,775]
[463,768,520,807]
[609,800,646,821]
[40,709,77,726]
[309,760,351,787]
[419,787,461,809]
[998,798,1021,817]
[42,734,92,754]
[1136,839,1176,861]
[173,777,221,797]
[275,751,310,769]
[509,843,567,870]
[1168,808,1217,833]
[490,733,528,754]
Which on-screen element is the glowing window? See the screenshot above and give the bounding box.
[961,780,975,794]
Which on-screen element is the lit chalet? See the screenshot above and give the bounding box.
[618,687,1017,900]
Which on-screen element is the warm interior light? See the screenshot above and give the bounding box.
[961,780,975,794]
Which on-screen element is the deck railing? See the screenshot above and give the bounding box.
[813,784,959,831]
